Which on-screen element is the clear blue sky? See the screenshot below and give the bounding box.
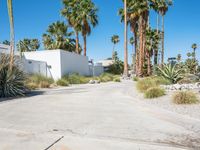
[0,0,200,63]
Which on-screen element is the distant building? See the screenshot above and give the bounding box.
[97,59,114,71]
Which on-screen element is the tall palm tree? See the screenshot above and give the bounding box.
[157,0,173,65]
[77,0,98,56]
[111,35,120,59]
[7,0,14,69]
[192,43,197,60]
[61,0,82,54]
[123,0,128,76]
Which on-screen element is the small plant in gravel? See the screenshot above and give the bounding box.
[173,91,199,104]
[113,77,121,82]
[145,87,165,99]
[133,76,139,81]
[136,78,157,93]
[99,73,114,82]
[56,78,69,86]
[26,74,54,89]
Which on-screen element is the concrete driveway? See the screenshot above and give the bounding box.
[0,81,200,150]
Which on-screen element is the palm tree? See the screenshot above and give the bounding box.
[111,35,120,59]
[61,0,82,54]
[17,39,40,53]
[192,43,197,60]
[77,0,98,56]
[123,0,128,76]
[42,21,75,51]
[157,0,173,65]
[7,0,14,69]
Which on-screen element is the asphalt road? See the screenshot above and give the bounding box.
[0,81,200,150]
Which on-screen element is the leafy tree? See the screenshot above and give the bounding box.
[111,35,120,59]
[42,21,79,52]
[17,39,40,52]
[61,0,82,54]
[192,43,197,60]
[2,40,10,45]
[107,51,124,75]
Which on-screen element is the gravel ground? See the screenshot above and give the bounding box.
[135,84,200,120]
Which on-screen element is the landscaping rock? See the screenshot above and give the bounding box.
[162,83,200,91]
[89,80,96,84]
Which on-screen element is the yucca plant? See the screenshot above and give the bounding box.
[0,55,26,98]
[157,64,183,84]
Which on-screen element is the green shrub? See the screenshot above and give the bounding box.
[99,73,114,82]
[145,87,165,99]
[63,73,90,84]
[39,81,51,88]
[150,76,171,85]
[136,78,157,93]
[157,64,183,84]
[56,78,69,86]
[27,74,54,89]
[113,77,121,82]
[173,91,199,104]
[0,55,26,98]
[133,77,139,81]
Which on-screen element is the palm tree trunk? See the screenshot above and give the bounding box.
[7,0,14,70]
[147,52,151,76]
[134,32,138,74]
[161,15,165,65]
[75,31,79,54]
[83,35,87,56]
[154,14,159,66]
[123,0,128,76]
[112,44,115,60]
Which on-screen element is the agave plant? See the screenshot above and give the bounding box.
[0,55,26,98]
[157,64,183,84]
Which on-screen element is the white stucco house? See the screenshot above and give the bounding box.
[0,44,104,80]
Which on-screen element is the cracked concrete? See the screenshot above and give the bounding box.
[0,81,200,150]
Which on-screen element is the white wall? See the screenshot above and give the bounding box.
[23,50,62,79]
[60,50,90,76]
[23,50,91,80]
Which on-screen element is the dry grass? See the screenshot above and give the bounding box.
[145,87,165,99]
[173,91,199,104]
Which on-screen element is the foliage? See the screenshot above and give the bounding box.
[111,35,120,45]
[107,51,124,75]
[157,64,183,84]
[0,55,26,98]
[185,58,198,74]
[133,76,139,81]
[63,73,90,84]
[136,78,157,93]
[56,78,69,86]
[42,21,78,52]
[113,77,121,82]
[173,91,199,104]
[144,87,165,99]
[99,73,114,82]
[26,74,54,89]
[17,38,40,52]
[149,76,172,85]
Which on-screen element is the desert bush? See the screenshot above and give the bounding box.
[173,91,199,104]
[133,76,139,81]
[145,87,165,99]
[56,78,69,86]
[0,55,26,98]
[26,74,54,89]
[113,77,121,82]
[99,73,114,82]
[136,78,157,92]
[63,73,91,84]
[150,76,172,85]
[157,64,183,84]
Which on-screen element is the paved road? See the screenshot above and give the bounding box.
[0,81,200,150]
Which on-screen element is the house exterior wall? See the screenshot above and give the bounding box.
[60,50,90,76]
[23,50,62,79]
[23,50,91,80]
